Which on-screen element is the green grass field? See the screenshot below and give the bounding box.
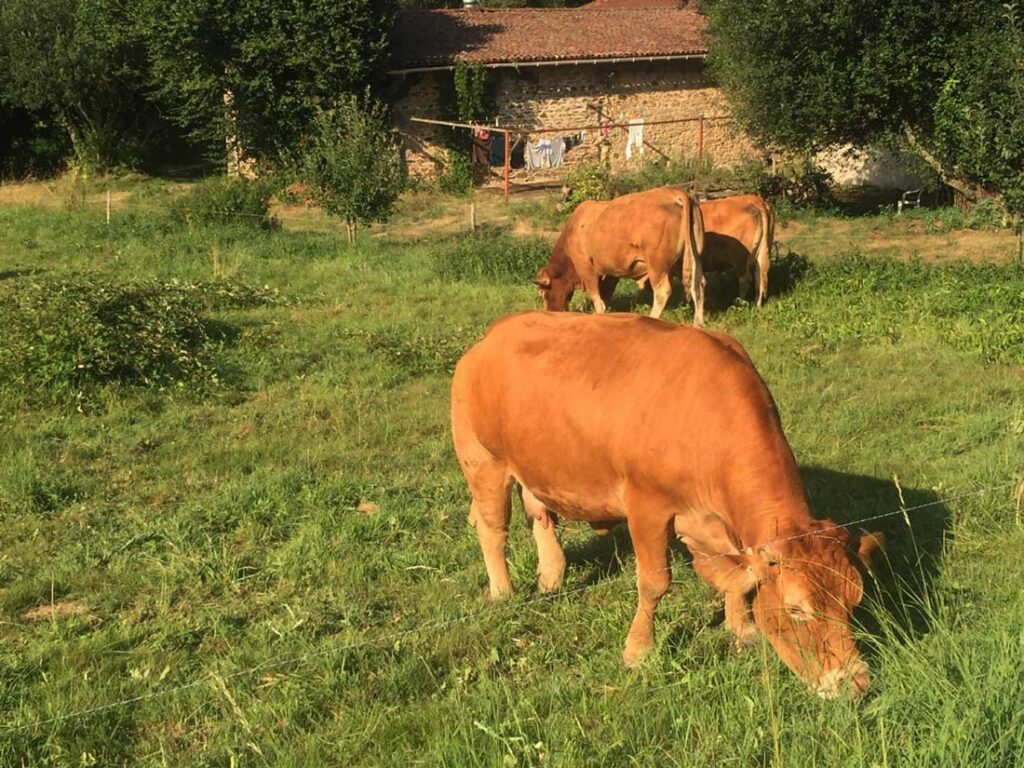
[1,186,1023,766]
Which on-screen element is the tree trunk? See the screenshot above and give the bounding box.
[902,126,1004,213]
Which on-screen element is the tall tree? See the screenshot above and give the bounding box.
[0,0,159,171]
[294,93,406,243]
[704,0,1023,214]
[142,0,397,165]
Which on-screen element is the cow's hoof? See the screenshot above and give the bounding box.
[488,585,513,601]
[537,574,563,593]
[622,641,653,669]
[731,625,758,651]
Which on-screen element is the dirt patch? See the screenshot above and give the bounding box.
[24,599,91,622]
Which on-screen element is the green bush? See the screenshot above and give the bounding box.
[431,225,552,283]
[437,147,474,197]
[562,163,611,214]
[169,176,277,229]
[0,276,281,403]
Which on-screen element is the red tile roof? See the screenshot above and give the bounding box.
[585,0,689,8]
[389,8,708,71]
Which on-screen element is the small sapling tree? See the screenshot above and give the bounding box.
[295,94,406,244]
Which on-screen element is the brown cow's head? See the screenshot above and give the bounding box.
[747,523,884,698]
[534,266,576,311]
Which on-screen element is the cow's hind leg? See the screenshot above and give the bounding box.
[460,453,515,600]
[623,504,673,667]
[521,486,566,593]
[649,272,673,320]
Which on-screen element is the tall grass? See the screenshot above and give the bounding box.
[0,198,1022,765]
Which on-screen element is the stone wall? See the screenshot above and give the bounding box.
[389,59,762,183]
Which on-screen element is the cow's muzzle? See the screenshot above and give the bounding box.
[815,660,870,699]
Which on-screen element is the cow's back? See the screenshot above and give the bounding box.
[452,312,785,521]
[700,195,767,272]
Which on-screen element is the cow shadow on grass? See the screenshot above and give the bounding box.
[556,466,951,654]
[600,249,811,317]
[800,466,952,646]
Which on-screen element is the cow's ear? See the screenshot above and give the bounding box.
[533,268,552,288]
[745,545,780,583]
[854,531,885,569]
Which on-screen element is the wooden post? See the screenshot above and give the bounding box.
[470,202,476,231]
[106,190,111,224]
[697,116,704,165]
[503,130,511,204]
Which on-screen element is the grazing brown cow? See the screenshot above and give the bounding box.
[451,311,883,697]
[534,186,706,325]
[682,194,775,308]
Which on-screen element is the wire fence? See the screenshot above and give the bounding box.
[32,191,962,252]
[1,478,1019,736]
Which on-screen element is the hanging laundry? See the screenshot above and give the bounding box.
[527,138,553,170]
[489,131,506,166]
[548,138,566,168]
[471,127,490,167]
[562,131,586,152]
[626,118,645,160]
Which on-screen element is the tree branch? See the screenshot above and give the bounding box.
[902,125,998,208]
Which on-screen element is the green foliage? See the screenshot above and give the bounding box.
[437,147,474,196]
[931,5,1024,216]
[562,162,611,213]
[436,61,493,194]
[706,0,1024,216]
[0,277,227,402]
[169,176,278,230]
[894,200,1007,232]
[757,160,835,209]
[141,0,396,164]
[295,95,406,228]
[0,0,172,171]
[705,0,964,151]
[432,225,551,282]
[452,61,492,124]
[0,104,70,178]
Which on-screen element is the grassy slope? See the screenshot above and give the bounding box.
[0,194,1022,766]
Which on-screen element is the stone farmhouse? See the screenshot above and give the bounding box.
[387,2,762,182]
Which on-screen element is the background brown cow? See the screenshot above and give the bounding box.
[683,193,775,308]
[535,186,706,325]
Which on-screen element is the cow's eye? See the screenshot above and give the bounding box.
[785,605,810,622]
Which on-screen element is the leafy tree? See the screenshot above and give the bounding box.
[0,0,161,171]
[294,94,406,243]
[142,0,396,165]
[704,0,1024,216]
[930,6,1024,217]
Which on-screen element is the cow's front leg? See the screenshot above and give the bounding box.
[581,274,606,314]
[623,513,672,667]
[598,275,620,310]
[521,486,566,592]
[649,273,672,319]
[725,590,757,647]
[737,262,754,303]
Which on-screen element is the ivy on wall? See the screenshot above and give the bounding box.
[438,60,495,194]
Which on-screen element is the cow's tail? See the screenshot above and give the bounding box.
[754,200,774,307]
[675,192,705,327]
